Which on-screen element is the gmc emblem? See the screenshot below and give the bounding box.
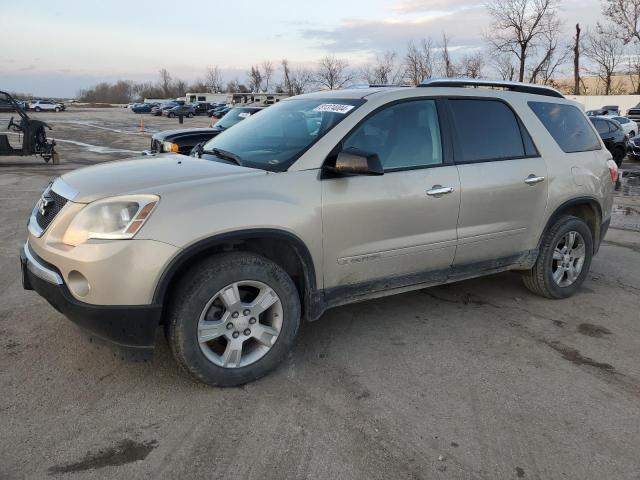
[37,191,54,216]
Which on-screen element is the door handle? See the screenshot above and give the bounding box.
[524,175,545,185]
[426,185,455,197]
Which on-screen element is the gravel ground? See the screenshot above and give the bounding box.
[1,108,639,480]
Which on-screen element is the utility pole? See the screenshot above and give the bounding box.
[574,24,581,95]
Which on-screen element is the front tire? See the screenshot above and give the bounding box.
[168,112,175,118]
[167,252,301,386]
[187,112,194,118]
[523,216,593,299]
[35,107,41,112]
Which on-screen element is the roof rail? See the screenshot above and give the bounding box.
[346,83,412,89]
[418,78,564,98]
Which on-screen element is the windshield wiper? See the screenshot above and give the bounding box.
[203,147,243,166]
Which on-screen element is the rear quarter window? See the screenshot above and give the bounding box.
[529,101,601,153]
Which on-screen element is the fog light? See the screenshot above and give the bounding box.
[68,270,90,297]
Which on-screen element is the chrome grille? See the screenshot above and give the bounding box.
[35,188,67,231]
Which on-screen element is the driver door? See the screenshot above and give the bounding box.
[321,99,460,290]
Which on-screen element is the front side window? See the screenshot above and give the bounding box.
[530,101,601,153]
[203,98,364,171]
[449,99,528,162]
[342,100,443,170]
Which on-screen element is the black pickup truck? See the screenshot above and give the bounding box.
[145,106,263,154]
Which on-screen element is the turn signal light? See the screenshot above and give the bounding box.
[163,141,179,153]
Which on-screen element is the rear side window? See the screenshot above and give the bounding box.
[449,99,530,162]
[529,101,601,153]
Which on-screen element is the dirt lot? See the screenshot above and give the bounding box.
[1,108,640,480]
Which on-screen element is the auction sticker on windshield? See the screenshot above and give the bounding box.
[238,112,251,118]
[313,104,355,114]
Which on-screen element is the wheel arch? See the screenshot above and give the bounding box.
[539,197,603,254]
[153,229,318,321]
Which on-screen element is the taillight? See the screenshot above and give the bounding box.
[607,159,619,182]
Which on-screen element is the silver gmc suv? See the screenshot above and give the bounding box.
[21,79,617,386]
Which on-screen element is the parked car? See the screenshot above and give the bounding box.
[626,103,640,123]
[131,103,157,114]
[148,107,264,155]
[586,105,619,117]
[210,106,231,118]
[589,116,628,166]
[151,102,180,116]
[29,100,65,112]
[627,134,640,161]
[163,104,196,118]
[207,105,228,117]
[193,102,221,115]
[21,79,616,387]
[605,115,638,138]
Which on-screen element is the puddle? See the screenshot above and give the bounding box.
[48,439,157,474]
[577,323,612,338]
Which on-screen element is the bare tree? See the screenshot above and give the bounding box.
[262,61,274,92]
[404,39,434,85]
[459,52,484,78]
[627,50,640,94]
[602,0,640,44]
[247,65,263,92]
[493,54,518,80]
[485,0,561,82]
[360,51,404,84]
[439,33,457,77]
[159,68,173,97]
[205,65,224,93]
[316,55,354,90]
[584,22,625,95]
[281,59,314,95]
[573,24,582,94]
[527,20,568,85]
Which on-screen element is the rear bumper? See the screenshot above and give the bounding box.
[21,243,161,354]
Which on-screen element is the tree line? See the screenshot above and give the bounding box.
[78,0,640,103]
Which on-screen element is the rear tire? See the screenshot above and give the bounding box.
[522,216,593,299]
[35,107,41,112]
[187,112,194,118]
[168,112,175,118]
[167,252,301,386]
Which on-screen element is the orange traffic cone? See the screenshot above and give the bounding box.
[139,117,145,133]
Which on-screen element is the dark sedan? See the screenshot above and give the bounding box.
[151,102,180,116]
[146,107,263,154]
[590,116,628,166]
[163,104,196,118]
[131,103,157,113]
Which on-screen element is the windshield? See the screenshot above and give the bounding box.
[215,108,259,129]
[202,98,364,171]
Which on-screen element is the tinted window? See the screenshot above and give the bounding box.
[530,102,601,153]
[343,100,443,170]
[449,99,527,162]
[592,119,608,135]
[613,116,628,124]
[607,120,620,132]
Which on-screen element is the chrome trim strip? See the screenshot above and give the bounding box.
[51,178,79,201]
[24,242,63,285]
[28,213,44,237]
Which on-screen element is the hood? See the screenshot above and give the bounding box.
[153,127,219,141]
[56,154,265,203]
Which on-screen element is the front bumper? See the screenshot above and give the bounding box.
[21,243,162,353]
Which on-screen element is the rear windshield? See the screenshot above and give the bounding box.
[529,101,601,153]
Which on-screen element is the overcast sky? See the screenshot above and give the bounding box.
[0,0,606,97]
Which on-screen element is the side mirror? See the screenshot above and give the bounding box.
[326,148,384,177]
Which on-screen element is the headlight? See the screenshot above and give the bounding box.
[62,195,159,246]
[163,141,179,153]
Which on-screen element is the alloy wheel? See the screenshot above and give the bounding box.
[551,231,586,287]
[197,280,283,368]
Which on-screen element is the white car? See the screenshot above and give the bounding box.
[29,100,64,112]
[606,115,638,138]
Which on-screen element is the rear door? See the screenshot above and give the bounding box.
[446,97,548,266]
[321,98,460,289]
